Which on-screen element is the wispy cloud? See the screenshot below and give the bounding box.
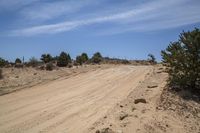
[20,0,95,22]
[10,7,153,36]
[0,0,40,12]
[7,0,200,36]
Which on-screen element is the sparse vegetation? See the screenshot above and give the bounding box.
[57,52,71,67]
[0,50,159,70]
[103,57,130,64]
[28,57,40,67]
[91,52,102,64]
[161,28,200,92]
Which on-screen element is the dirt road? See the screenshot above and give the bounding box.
[0,65,152,133]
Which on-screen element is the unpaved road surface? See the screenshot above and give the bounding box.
[0,66,152,133]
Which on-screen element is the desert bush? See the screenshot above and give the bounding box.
[57,52,71,67]
[67,53,72,63]
[161,28,200,92]
[40,54,52,63]
[91,52,102,64]
[15,58,22,64]
[148,54,156,64]
[15,58,23,68]
[0,69,3,79]
[52,56,59,63]
[121,59,130,64]
[46,63,54,71]
[76,55,83,65]
[28,57,40,67]
[76,53,89,65]
[81,53,89,63]
[0,57,7,67]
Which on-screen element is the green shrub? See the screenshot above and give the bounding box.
[76,55,83,65]
[81,53,89,63]
[52,56,59,62]
[67,53,72,63]
[40,54,52,63]
[57,52,71,67]
[76,53,89,65]
[0,57,7,67]
[161,28,200,92]
[46,63,54,71]
[15,58,23,68]
[15,58,22,64]
[91,52,102,64]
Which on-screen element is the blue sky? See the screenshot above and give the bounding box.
[0,0,200,62]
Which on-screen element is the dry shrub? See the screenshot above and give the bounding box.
[46,63,54,71]
[0,69,3,79]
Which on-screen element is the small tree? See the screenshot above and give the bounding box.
[76,53,89,65]
[161,28,200,92]
[81,53,89,63]
[15,58,22,64]
[0,57,7,67]
[57,52,70,67]
[148,54,156,64]
[67,54,72,63]
[76,55,83,65]
[91,52,102,64]
[40,54,52,63]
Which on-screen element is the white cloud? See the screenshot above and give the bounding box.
[0,0,40,11]
[9,0,200,36]
[20,0,94,21]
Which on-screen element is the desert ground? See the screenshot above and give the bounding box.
[0,65,199,133]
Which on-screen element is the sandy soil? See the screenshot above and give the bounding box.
[0,65,151,133]
[0,65,109,95]
[89,66,200,133]
[0,65,199,133]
